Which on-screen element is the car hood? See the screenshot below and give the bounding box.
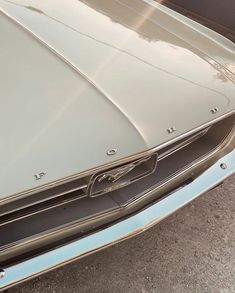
[0,0,235,200]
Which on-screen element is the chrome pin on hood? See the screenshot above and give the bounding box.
[211,107,219,114]
[167,127,176,134]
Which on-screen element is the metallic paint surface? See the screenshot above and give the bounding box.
[0,0,235,200]
[0,148,234,291]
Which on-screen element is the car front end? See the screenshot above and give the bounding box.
[0,0,234,290]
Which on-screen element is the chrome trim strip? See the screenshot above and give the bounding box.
[0,193,88,227]
[1,149,234,290]
[0,182,88,218]
[0,111,234,206]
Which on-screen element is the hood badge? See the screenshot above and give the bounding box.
[34,171,47,180]
[106,149,118,156]
[211,107,219,114]
[167,127,176,134]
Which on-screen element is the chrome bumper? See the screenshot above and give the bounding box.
[0,149,235,290]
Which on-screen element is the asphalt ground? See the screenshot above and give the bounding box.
[8,174,235,293]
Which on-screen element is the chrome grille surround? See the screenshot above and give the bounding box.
[0,113,234,265]
[0,125,212,218]
[0,111,233,210]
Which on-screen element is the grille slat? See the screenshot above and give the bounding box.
[0,179,88,217]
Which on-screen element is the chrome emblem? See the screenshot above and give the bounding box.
[87,154,158,197]
[98,158,149,183]
[167,127,176,134]
[106,149,118,156]
[34,171,47,180]
[211,107,219,114]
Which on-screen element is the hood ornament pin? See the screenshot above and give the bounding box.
[107,149,118,156]
[34,171,47,180]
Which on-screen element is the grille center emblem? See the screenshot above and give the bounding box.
[87,153,158,197]
[98,163,138,183]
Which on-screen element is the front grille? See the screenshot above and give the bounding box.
[0,114,234,264]
[0,126,210,218]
